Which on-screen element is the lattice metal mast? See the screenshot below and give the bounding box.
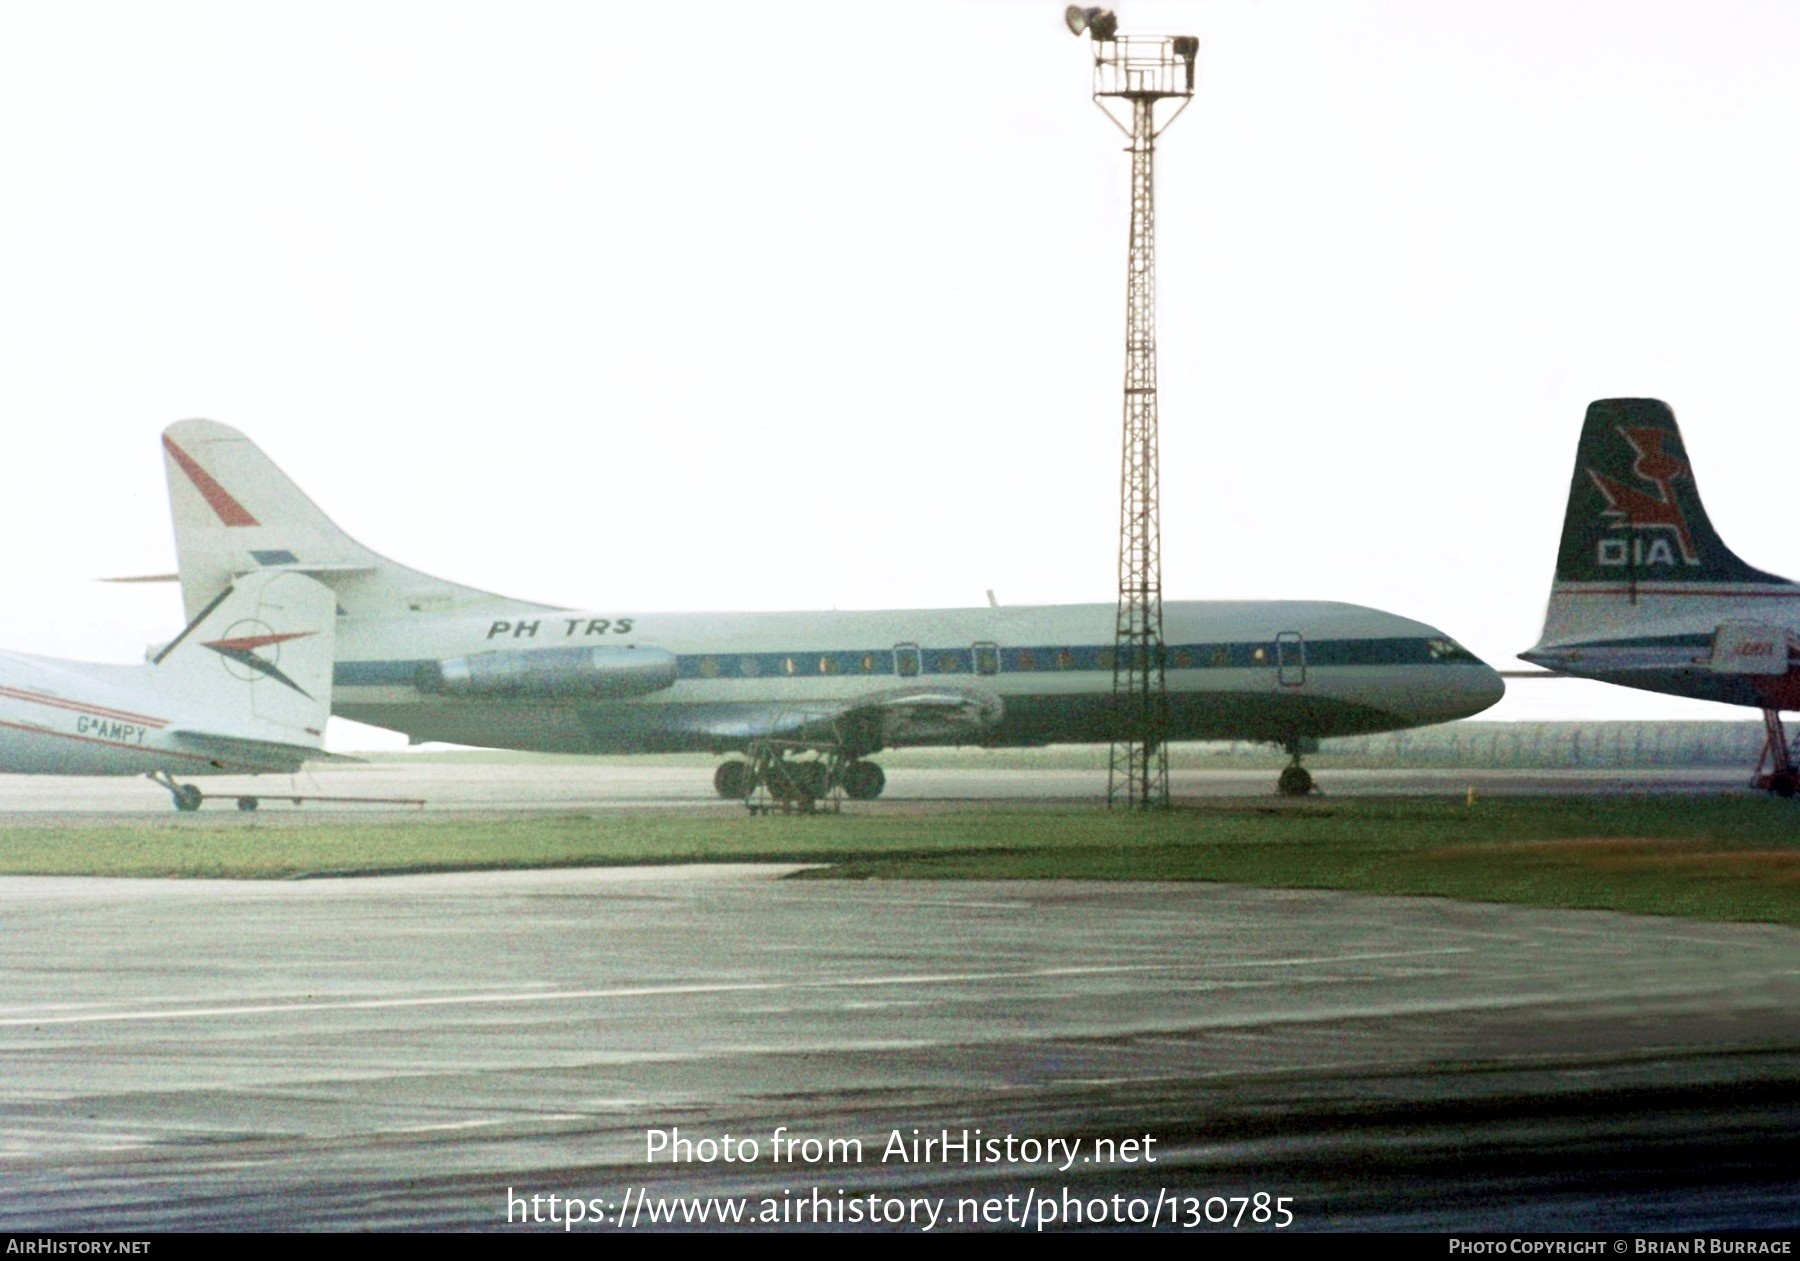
[1067,8,1198,810]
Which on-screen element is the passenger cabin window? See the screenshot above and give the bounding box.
[973,642,999,676]
[895,643,921,678]
[936,652,963,673]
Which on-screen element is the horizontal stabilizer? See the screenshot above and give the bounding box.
[1709,623,1792,676]
[171,731,361,771]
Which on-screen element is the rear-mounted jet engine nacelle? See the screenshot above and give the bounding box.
[418,645,678,698]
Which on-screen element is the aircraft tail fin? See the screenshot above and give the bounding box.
[1529,398,1800,655]
[1549,399,1790,588]
[162,420,550,621]
[153,569,336,757]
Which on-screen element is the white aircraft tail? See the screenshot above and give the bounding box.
[153,569,337,755]
[162,419,548,621]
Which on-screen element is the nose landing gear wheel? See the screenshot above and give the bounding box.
[1277,765,1313,797]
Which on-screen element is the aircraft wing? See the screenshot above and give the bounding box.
[171,731,362,772]
[854,687,1005,747]
[694,686,1005,750]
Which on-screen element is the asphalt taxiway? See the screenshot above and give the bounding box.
[0,759,1756,820]
[0,859,1796,1232]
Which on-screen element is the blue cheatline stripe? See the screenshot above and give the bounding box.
[1552,634,1714,651]
[332,637,1480,689]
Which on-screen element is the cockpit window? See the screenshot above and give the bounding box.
[1427,638,1479,663]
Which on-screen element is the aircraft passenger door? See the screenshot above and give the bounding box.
[973,642,1000,676]
[894,643,921,678]
[1275,631,1306,687]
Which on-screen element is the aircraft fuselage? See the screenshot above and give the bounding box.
[1523,583,1800,711]
[329,598,1504,754]
[0,652,216,775]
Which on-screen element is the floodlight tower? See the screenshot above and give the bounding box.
[1067,6,1198,810]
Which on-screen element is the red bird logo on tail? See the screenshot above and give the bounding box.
[1584,426,1700,566]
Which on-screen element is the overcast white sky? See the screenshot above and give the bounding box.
[3,0,1798,746]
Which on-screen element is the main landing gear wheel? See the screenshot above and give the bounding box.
[713,759,753,799]
[765,758,828,803]
[1277,765,1313,797]
[237,796,259,812]
[726,732,881,814]
[1754,708,1800,798]
[148,771,205,812]
[841,760,885,801]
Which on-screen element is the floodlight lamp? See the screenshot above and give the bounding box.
[1173,34,1198,87]
[1064,6,1117,40]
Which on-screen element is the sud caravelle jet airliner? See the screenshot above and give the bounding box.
[0,569,338,810]
[156,419,1504,800]
[1523,397,1800,796]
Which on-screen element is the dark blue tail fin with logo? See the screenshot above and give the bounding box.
[1552,398,1792,587]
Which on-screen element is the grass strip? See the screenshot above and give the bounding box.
[0,797,1795,924]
